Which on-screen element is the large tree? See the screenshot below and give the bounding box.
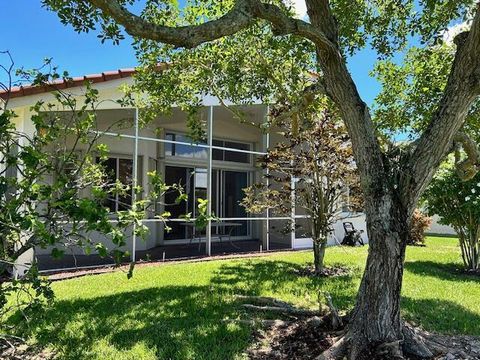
[39,0,480,358]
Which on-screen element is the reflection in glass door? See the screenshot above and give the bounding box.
[164,166,250,240]
[192,168,207,219]
[164,166,192,240]
[222,171,249,236]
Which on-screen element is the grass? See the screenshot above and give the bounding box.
[4,236,480,359]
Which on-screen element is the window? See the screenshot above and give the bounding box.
[224,141,250,163]
[165,133,250,164]
[213,140,250,163]
[165,133,207,159]
[212,139,223,161]
[97,156,133,212]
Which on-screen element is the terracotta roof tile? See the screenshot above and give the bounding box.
[0,67,137,100]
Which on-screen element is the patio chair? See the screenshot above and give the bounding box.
[341,222,365,246]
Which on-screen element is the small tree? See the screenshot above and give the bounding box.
[424,165,480,271]
[242,109,359,274]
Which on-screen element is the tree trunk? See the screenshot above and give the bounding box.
[468,227,479,270]
[313,239,327,274]
[459,226,480,271]
[344,192,409,359]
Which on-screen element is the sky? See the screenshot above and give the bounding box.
[0,0,381,105]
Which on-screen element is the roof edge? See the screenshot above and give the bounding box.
[0,67,137,101]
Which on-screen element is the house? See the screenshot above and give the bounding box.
[2,68,369,272]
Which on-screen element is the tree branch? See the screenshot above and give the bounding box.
[305,0,387,201]
[89,0,254,48]
[407,3,480,203]
[453,131,480,180]
[88,0,336,51]
[270,79,326,125]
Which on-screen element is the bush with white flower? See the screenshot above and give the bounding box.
[424,164,480,271]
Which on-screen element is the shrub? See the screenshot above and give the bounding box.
[424,167,480,270]
[408,209,432,246]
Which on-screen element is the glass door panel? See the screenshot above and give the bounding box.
[118,158,133,211]
[164,166,192,240]
[222,171,249,236]
[164,166,249,240]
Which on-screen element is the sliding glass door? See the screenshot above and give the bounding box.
[164,165,250,241]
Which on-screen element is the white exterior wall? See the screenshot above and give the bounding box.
[427,214,456,236]
[23,108,161,256]
[293,213,368,249]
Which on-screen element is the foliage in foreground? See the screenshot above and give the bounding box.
[0,58,185,316]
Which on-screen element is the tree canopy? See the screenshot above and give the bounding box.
[41,1,480,207]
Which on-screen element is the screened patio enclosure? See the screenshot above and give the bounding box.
[36,104,315,271]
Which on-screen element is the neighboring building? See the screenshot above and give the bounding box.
[427,215,456,236]
[3,68,369,271]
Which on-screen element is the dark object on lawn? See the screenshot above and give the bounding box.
[341,222,364,246]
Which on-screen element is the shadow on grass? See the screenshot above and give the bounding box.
[405,260,480,283]
[402,297,480,336]
[6,260,360,359]
[210,259,360,310]
[8,285,250,360]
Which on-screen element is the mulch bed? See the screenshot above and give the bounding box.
[293,265,351,277]
[425,333,480,359]
[247,320,480,359]
[462,269,480,278]
[248,319,333,359]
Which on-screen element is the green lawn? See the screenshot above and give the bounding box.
[5,237,480,359]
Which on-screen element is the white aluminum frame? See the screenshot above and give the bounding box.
[89,105,299,257]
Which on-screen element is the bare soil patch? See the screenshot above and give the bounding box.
[0,337,53,360]
[248,318,333,359]
[247,320,480,359]
[293,265,351,278]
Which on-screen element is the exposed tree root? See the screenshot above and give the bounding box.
[0,335,53,360]
[237,294,324,318]
[234,295,294,309]
[242,304,321,317]
[0,335,25,342]
[223,318,290,327]
[324,293,342,330]
[402,323,435,358]
[376,340,404,359]
[315,336,347,360]
[295,322,457,360]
